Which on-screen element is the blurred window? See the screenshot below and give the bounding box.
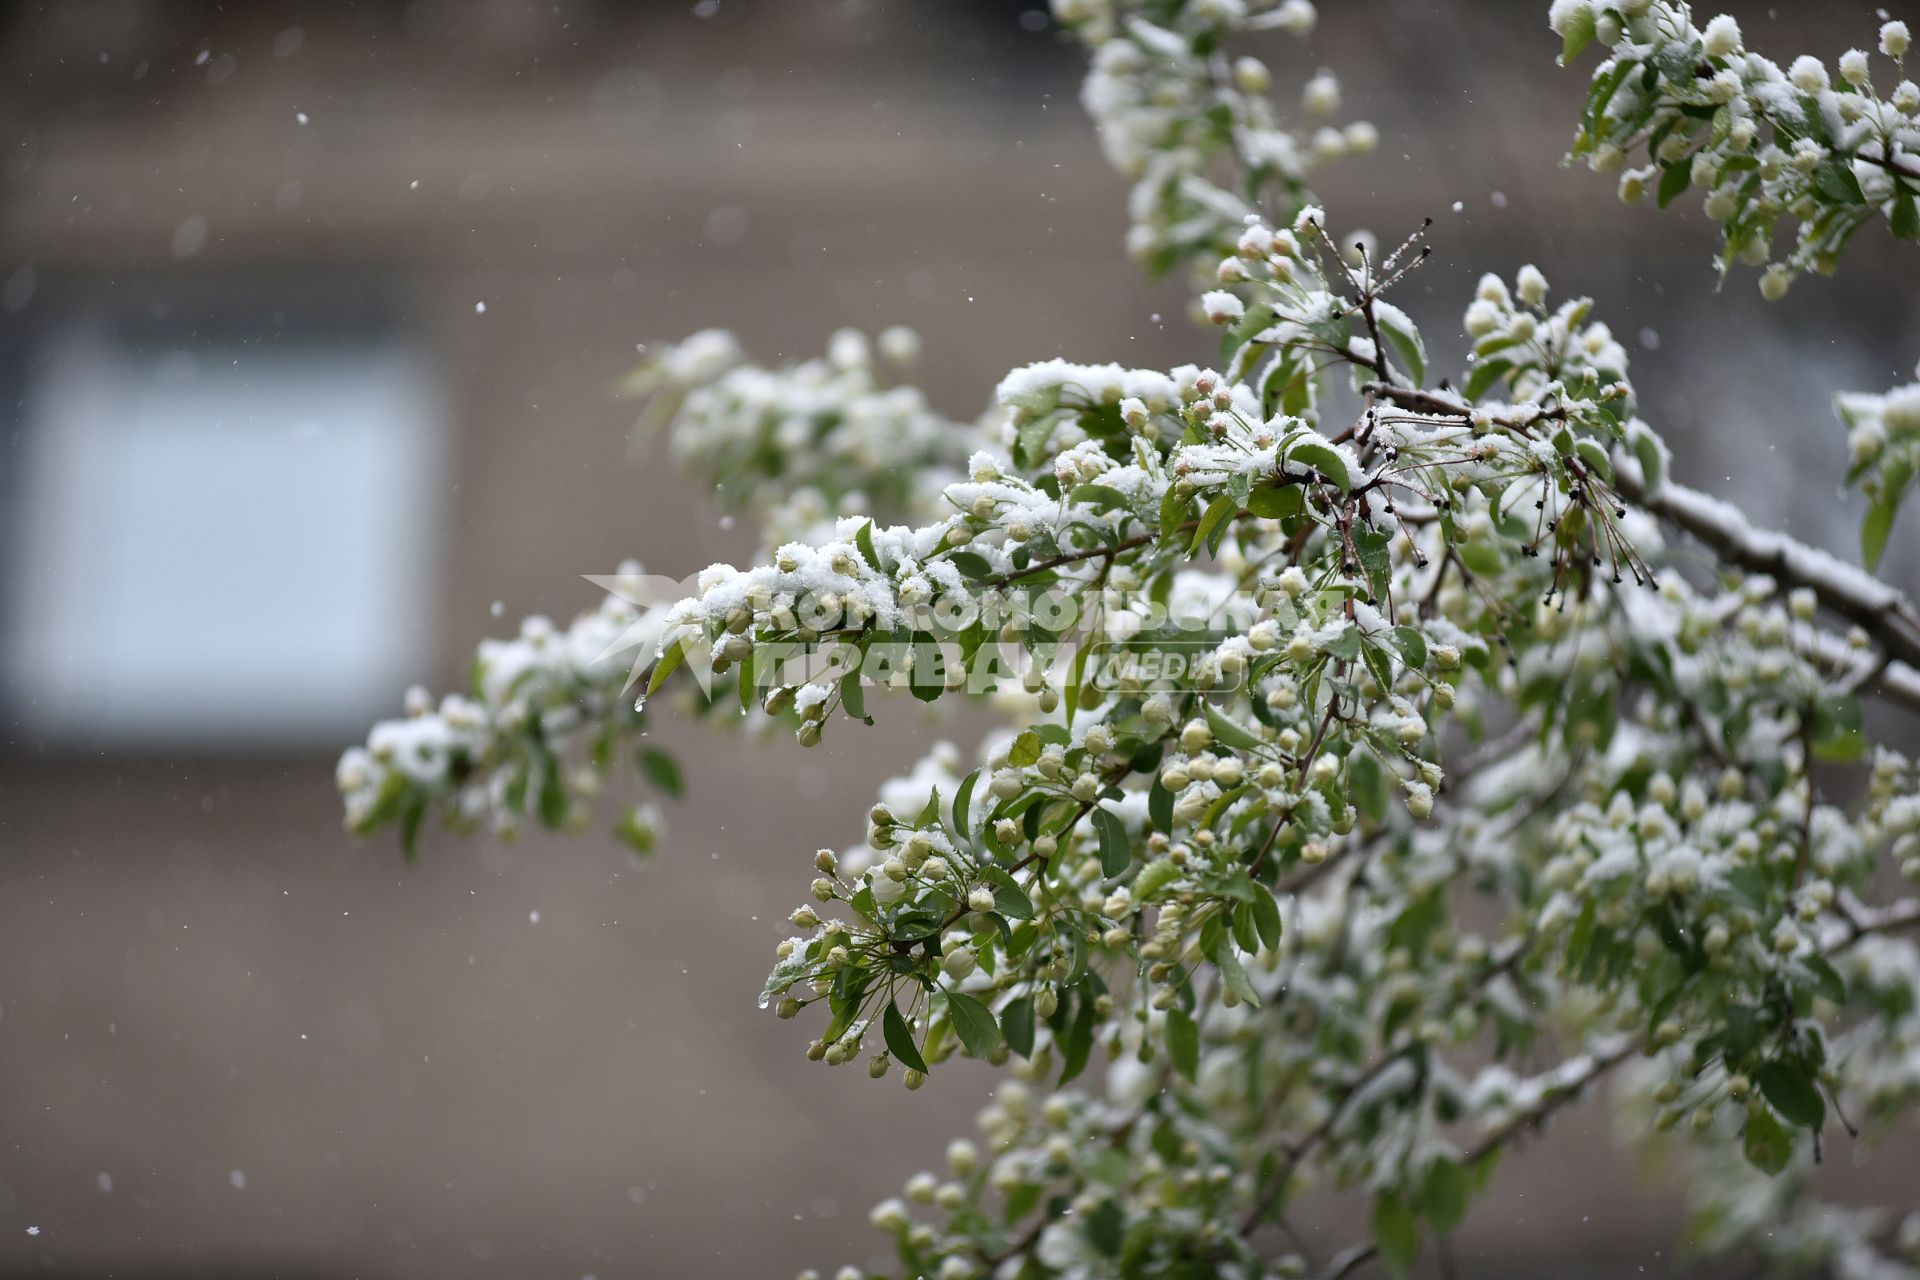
[3,317,445,747]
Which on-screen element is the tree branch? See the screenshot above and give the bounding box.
[1632,476,1920,677]
[1361,382,1920,711]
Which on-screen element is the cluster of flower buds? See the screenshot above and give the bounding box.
[1057,0,1374,280]
[1835,364,1920,569]
[344,5,1920,1276]
[1560,2,1920,291]
[624,327,971,548]
[338,572,675,854]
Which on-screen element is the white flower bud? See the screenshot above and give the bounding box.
[1702,15,1741,59]
[870,871,908,906]
[1882,21,1910,59]
[878,325,920,366]
[1789,55,1828,94]
[1515,264,1548,307]
[1272,0,1316,35]
[1547,0,1591,38]
[1839,48,1871,88]
[968,886,996,913]
[1302,71,1341,116]
[1201,290,1245,326]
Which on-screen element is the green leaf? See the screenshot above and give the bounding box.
[1159,485,1192,543]
[1350,748,1388,822]
[1376,309,1427,385]
[953,769,980,844]
[1755,1060,1826,1130]
[981,865,1036,919]
[1165,1007,1199,1081]
[1204,703,1264,751]
[537,761,568,828]
[637,748,682,798]
[1862,493,1898,572]
[1573,437,1615,483]
[1323,624,1362,662]
[1131,857,1181,901]
[947,549,995,581]
[1008,729,1042,768]
[1057,991,1097,1084]
[1148,775,1175,834]
[824,974,872,1043]
[1743,1107,1793,1175]
[838,669,868,723]
[760,950,812,1004]
[1391,625,1428,670]
[1250,882,1283,951]
[1213,942,1261,1008]
[1220,301,1278,366]
[1892,192,1920,242]
[1804,955,1848,1006]
[1246,482,1304,520]
[1633,430,1666,491]
[1069,483,1133,513]
[944,989,1003,1058]
[1813,162,1866,206]
[645,635,687,695]
[1557,3,1596,63]
[1421,1157,1469,1233]
[1656,161,1691,209]
[615,806,659,856]
[1000,995,1036,1057]
[399,798,427,860]
[1812,693,1864,764]
[1464,357,1514,402]
[1287,439,1351,492]
[855,520,882,572]
[1085,1199,1124,1257]
[1093,805,1131,878]
[883,1000,929,1075]
[1190,493,1238,556]
[1372,1194,1422,1276]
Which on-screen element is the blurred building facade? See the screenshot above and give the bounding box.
[0,1,1914,1276]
